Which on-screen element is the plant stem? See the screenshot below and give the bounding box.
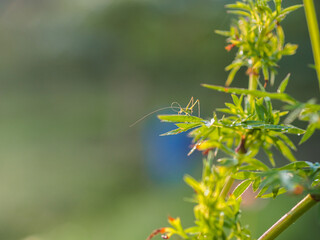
[303,0,320,91]
[220,176,234,199]
[248,71,259,105]
[258,194,319,240]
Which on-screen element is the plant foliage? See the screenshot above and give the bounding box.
[146,1,320,239]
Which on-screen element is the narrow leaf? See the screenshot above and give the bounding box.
[158,115,203,123]
[278,161,313,171]
[252,177,261,192]
[277,73,290,93]
[226,66,241,86]
[201,84,296,104]
[299,123,316,144]
[274,139,297,162]
[160,128,183,136]
[232,180,252,198]
[260,188,286,199]
[233,171,258,180]
[214,30,231,37]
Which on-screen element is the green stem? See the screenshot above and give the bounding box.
[258,194,319,240]
[303,0,320,91]
[248,72,259,105]
[220,176,234,199]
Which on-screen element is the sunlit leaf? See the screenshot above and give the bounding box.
[175,123,202,131]
[281,5,303,15]
[233,171,258,180]
[160,128,184,136]
[273,139,297,162]
[260,187,286,199]
[158,115,204,123]
[252,177,261,192]
[243,157,270,171]
[227,10,251,18]
[262,145,275,167]
[215,30,231,37]
[232,180,252,198]
[278,161,314,171]
[299,123,316,144]
[217,158,239,167]
[184,175,202,193]
[277,73,290,93]
[201,84,296,104]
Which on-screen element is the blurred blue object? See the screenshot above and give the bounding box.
[142,115,201,184]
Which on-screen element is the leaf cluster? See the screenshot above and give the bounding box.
[158,158,251,240]
[158,87,304,166]
[215,0,302,86]
[233,161,320,200]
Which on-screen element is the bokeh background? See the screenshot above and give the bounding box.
[0,0,319,239]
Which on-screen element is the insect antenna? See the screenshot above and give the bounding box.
[129,105,181,127]
[170,102,182,113]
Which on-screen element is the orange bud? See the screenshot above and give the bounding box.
[225,43,236,52]
[147,228,167,240]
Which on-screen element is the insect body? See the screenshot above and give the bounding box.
[177,96,200,117]
[130,97,200,127]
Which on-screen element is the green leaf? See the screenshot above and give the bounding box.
[262,65,269,84]
[257,185,269,197]
[252,177,261,192]
[158,115,203,123]
[217,158,239,167]
[232,180,252,198]
[255,101,266,121]
[273,139,297,162]
[160,128,183,136]
[272,186,280,198]
[281,5,303,15]
[276,25,285,50]
[299,123,317,144]
[175,123,202,131]
[214,30,231,37]
[260,187,286,199]
[201,84,296,104]
[184,175,202,193]
[274,0,281,13]
[276,133,297,151]
[231,94,240,106]
[227,10,251,18]
[278,161,313,171]
[226,66,241,87]
[285,125,305,135]
[263,146,275,167]
[282,43,298,55]
[277,73,290,93]
[233,171,258,180]
[244,157,270,171]
[225,2,251,12]
[235,121,302,134]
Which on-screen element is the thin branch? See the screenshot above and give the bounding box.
[258,194,319,240]
[303,0,320,91]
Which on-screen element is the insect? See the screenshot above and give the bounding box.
[176,96,200,117]
[129,97,200,127]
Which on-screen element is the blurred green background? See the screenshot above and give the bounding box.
[0,0,319,239]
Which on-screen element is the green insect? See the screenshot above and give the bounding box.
[130,97,200,127]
